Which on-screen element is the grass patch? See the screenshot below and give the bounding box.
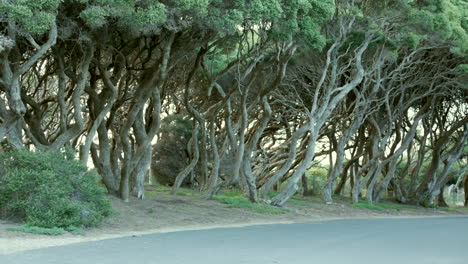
[66,226,85,235]
[212,191,287,214]
[332,194,347,201]
[144,189,160,197]
[352,201,414,211]
[8,225,86,236]
[144,185,201,199]
[8,225,66,236]
[436,206,468,212]
[176,189,198,197]
[288,198,309,206]
[168,204,195,211]
[437,207,454,212]
[266,190,280,199]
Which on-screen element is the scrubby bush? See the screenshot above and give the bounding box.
[0,149,111,228]
[304,167,328,195]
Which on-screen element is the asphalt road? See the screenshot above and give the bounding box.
[1,217,467,264]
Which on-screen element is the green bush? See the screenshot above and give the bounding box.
[0,149,111,228]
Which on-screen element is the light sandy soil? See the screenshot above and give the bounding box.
[1,185,467,255]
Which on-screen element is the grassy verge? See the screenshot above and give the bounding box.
[352,201,415,211]
[7,225,66,236]
[287,198,309,206]
[7,225,85,236]
[66,226,86,235]
[145,185,201,199]
[435,206,468,212]
[212,191,287,214]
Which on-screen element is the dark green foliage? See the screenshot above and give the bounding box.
[0,149,111,228]
[0,0,60,35]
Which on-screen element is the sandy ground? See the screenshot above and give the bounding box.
[1,186,467,255]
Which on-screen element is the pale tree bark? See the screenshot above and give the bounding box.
[119,32,174,201]
[80,62,118,165]
[414,124,468,205]
[348,45,457,203]
[241,96,272,202]
[0,22,57,147]
[204,116,222,198]
[410,113,468,204]
[373,107,430,202]
[270,28,373,206]
[322,84,377,204]
[172,122,200,194]
[260,124,309,199]
[464,174,468,207]
[21,43,94,151]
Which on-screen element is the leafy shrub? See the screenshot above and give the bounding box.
[0,149,112,228]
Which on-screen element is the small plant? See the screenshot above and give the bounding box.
[8,225,66,236]
[212,191,287,214]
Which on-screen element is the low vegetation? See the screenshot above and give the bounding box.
[0,149,112,229]
[7,225,85,236]
[352,201,415,212]
[212,191,287,215]
[7,225,66,236]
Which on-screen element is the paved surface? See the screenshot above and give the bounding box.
[1,217,467,264]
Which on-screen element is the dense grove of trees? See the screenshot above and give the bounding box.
[1,0,467,206]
